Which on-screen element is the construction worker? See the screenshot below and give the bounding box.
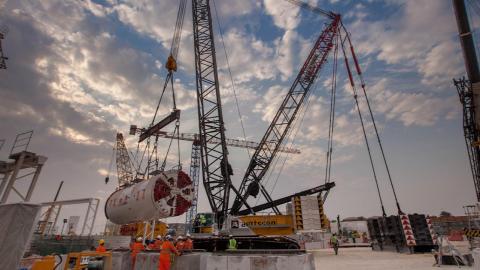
[96,239,107,252]
[199,214,207,226]
[154,235,163,250]
[158,235,180,270]
[131,237,145,269]
[228,235,237,250]
[184,234,193,250]
[175,236,186,251]
[330,233,339,255]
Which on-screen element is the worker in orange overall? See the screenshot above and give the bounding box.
[154,235,163,250]
[96,239,107,252]
[159,235,180,270]
[184,234,193,250]
[175,236,185,251]
[131,237,145,269]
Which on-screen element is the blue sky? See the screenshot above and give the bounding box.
[0,0,478,233]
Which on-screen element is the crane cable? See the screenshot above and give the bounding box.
[105,140,116,184]
[321,32,340,203]
[138,0,187,175]
[342,24,403,214]
[340,31,387,217]
[325,33,339,185]
[212,0,251,158]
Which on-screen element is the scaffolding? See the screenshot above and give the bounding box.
[37,198,100,236]
[0,131,47,203]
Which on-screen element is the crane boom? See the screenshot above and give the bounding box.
[192,0,251,226]
[236,182,335,215]
[115,133,135,187]
[230,15,341,215]
[130,126,300,154]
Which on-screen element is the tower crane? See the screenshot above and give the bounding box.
[128,128,301,154]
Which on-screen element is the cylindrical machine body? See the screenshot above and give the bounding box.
[105,170,193,225]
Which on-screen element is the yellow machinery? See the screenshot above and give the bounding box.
[193,212,295,236]
[30,252,112,270]
[31,256,57,270]
[120,221,167,237]
[236,215,294,235]
[63,251,112,270]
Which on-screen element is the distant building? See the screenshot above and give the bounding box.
[430,215,471,235]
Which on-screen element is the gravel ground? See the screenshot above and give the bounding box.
[312,247,473,270]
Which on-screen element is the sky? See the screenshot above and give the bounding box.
[0,0,479,234]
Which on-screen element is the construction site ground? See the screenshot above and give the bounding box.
[312,247,473,270]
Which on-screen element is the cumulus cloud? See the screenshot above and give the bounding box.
[348,0,463,87]
[263,0,300,30]
[365,78,459,126]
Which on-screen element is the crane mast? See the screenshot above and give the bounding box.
[231,15,341,214]
[192,0,248,226]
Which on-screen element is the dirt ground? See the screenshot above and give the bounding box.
[312,247,473,270]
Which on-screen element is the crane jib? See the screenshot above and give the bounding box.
[230,16,341,215]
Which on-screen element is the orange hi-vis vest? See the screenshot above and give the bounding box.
[160,241,179,259]
[131,242,144,257]
[176,241,186,251]
[96,245,106,252]
[184,239,193,250]
[154,239,163,249]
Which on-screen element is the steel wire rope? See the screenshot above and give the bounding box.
[342,24,403,214]
[321,33,340,203]
[325,33,339,185]
[141,0,186,174]
[212,0,251,158]
[106,139,116,184]
[340,31,386,217]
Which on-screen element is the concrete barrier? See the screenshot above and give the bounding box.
[122,251,315,270]
[112,251,132,270]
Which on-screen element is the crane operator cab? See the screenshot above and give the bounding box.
[192,212,216,233]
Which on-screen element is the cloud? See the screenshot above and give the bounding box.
[348,0,462,87]
[418,41,464,87]
[263,0,300,31]
[217,28,277,83]
[364,78,459,126]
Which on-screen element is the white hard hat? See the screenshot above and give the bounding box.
[166,235,173,240]
[186,233,191,238]
[178,236,183,240]
[157,235,162,240]
[229,235,233,238]
[136,237,143,242]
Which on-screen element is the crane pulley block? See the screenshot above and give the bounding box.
[166,55,177,72]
